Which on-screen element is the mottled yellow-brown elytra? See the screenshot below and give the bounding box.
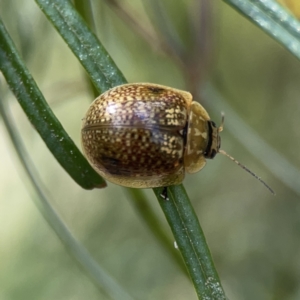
[81,83,221,188]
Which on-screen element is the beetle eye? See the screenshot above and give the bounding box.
[203,120,219,159]
[210,149,217,158]
[204,148,217,159]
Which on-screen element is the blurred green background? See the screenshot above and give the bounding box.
[1,0,300,299]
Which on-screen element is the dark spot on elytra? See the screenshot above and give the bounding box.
[147,86,165,94]
[101,156,121,173]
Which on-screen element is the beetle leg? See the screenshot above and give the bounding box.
[160,187,169,201]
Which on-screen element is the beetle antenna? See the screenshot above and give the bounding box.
[217,113,274,195]
[219,149,275,195]
[218,112,225,132]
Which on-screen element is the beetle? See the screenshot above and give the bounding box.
[81,83,274,194]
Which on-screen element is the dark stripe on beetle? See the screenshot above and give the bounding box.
[204,120,213,158]
[147,87,166,94]
[180,121,188,147]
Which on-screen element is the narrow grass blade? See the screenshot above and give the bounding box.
[35,0,127,93]
[154,186,226,300]
[223,0,300,61]
[0,94,135,300]
[126,188,189,276]
[35,1,226,298]
[0,18,105,190]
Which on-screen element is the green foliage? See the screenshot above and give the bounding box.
[0,19,105,189]
[1,0,300,299]
[224,0,300,60]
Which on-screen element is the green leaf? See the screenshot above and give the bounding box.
[36,0,127,94]
[35,0,226,298]
[0,18,105,190]
[126,188,189,276]
[223,0,300,60]
[0,94,135,300]
[154,186,226,300]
